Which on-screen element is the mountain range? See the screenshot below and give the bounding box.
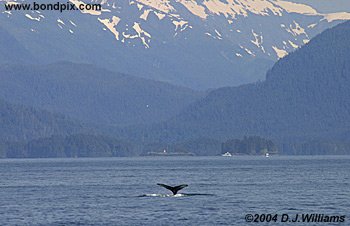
[118,21,350,154]
[1,0,350,89]
[1,2,350,157]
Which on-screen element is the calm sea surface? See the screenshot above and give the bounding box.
[0,156,349,225]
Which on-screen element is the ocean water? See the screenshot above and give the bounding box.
[0,156,349,225]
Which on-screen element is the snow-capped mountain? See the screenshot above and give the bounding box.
[1,0,349,89]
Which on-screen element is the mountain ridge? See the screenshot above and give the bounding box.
[118,21,350,152]
[1,0,349,89]
[0,62,202,127]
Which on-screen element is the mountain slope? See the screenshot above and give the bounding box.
[126,21,350,146]
[0,98,83,143]
[0,25,33,63]
[0,99,138,157]
[1,0,349,89]
[0,62,202,127]
[4,134,134,158]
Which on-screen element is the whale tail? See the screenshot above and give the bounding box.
[157,183,188,195]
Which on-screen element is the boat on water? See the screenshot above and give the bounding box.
[145,149,195,156]
[222,152,232,157]
[265,153,270,158]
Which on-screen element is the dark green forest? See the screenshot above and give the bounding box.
[2,134,133,158]
[222,136,278,155]
[0,98,83,142]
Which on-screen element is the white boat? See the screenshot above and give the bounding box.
[222,152,232,157]
[265,153,270,158]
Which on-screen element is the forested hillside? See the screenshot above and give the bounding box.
[0,26,32,64]
[222,136,278,155]
[3,134,133,158]
[0,98,83,143]
[0,62,202,127]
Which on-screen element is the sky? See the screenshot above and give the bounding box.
[289,0,350,13]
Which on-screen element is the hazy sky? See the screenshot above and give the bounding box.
[289,0,350,13]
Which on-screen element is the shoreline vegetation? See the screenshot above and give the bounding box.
[2,135,277,158]
[1,135,349,158]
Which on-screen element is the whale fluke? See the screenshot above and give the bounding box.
[157,183,188,195]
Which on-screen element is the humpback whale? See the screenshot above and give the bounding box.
[157,183,188,195]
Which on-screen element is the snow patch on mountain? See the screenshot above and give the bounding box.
[288,40,298,49]
[240,45,256,57]
[69,20,77,27]
[70,0,102,15]
[57,19,65,25]
[273,46,288,58]
[198,0,324,19]
[177,0,207,19]
[52,0,349,56]
[251,30,265,53]
[132,22,152,48]
[135,0,175,13]
[98,16,121,40]
[1,0,350,88]
[273,0,317,15]
[173,20,188,31]
[324,12,350,22]
[154,11,166,19]
[25,14,41,22]
[283,21,308,40]
[140,9,152,20]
